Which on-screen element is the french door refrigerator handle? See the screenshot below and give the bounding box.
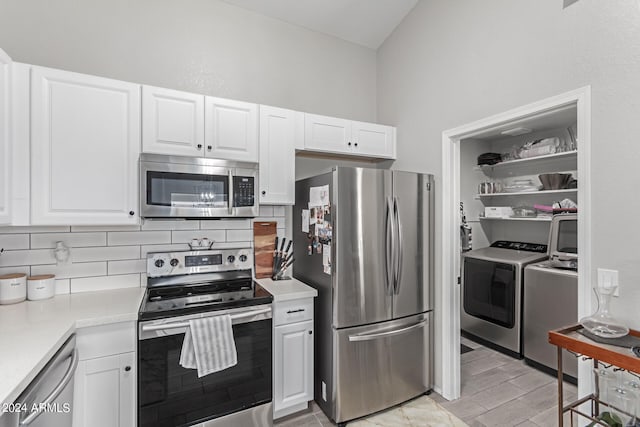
[19,349,79,426]
[348,319,427,342]
[393,197,403,295]
[385,197,395,295]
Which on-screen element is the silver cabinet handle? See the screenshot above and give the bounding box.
[385,197,394,295]
[286,309,305,314]
[348,320,427,342]
[228,170,234,214]
[393,197,403,295]
[20,349,79,426]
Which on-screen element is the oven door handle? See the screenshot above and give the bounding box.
[141,307,271,332]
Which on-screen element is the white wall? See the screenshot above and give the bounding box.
[377,0,640,388]
[0,0,377,122]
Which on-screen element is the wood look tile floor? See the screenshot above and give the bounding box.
[275,337,578,427]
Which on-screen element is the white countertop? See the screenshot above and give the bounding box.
[255,277,318,302]
[0,287,145,408]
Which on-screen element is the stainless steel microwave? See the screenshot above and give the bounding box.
[548,213,577,269]
[140,154,259,218]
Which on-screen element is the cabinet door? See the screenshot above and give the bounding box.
[274,320,314,415]
[31,67,140,225]
[0,49,11,225]
[304,113,352,154]
[142,85,205,156]
[259,106,296,205]
[73,352,136,427]
[204,97,258,162]
[351,121,395,159]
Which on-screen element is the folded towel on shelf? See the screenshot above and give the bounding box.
[179,315,237,377]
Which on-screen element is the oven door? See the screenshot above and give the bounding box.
[462,257,516,328]
[138,304,272,427]
[140,156,258,218]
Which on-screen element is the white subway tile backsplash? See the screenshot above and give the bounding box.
[0,205,287,293]
[71,225,141,232]
[171,230,226,244]
[141,220,199,231]
[226,229,253,242]
[55,279,70,295]
[0,226,70,234]
[0,234,30,250]
[259,206,274,217]
[108,231,171,246]
[72,246,140,263]
[200,219,251,230]
[140,244,189,258]
[0,249,56,267]
[31,262,107,279]
[0,266,30,276]
[71,274,141,293]
[108,259,146,275]
[31,232,107,249]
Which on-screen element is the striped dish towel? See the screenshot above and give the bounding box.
[179,315,238,377]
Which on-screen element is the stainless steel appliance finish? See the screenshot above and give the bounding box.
[524,261,578,381]
[139,153,259,218]
[293,167,434,425]
[548,213,578,270]
[138,245,273,427]
[1,335,77,427]
[461,243,548,357]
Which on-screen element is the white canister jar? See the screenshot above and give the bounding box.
[27,275,56,301]
[0,273,27,305]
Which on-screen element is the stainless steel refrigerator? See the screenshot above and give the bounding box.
[293,167,434,425]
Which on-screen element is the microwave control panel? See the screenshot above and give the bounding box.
[233,176,255,207]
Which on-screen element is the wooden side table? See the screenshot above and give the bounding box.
[548,325,640,426]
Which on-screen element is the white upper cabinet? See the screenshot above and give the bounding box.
[304,114,351,154]
[0,49,12,225]
[142,85,205,156]
[205,97,258,162]
[31,66,141,225]
[303,113,396,159]
[259,106,297,205]
[351,121,395,158]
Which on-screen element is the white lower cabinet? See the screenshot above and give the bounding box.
[73,322,136,427]
[273,298,314,419]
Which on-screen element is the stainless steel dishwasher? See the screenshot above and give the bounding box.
[1,335,78,427]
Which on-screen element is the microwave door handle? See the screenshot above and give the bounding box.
[228,170,234,214]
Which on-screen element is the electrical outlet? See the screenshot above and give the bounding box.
[597,268,619,297]
[322,381,327,401]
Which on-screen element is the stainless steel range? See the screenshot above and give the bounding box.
[138,246,273,427]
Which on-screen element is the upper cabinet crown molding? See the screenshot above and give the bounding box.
[142,85,205,157]
[303,113,396,160]
[204,97,258,162]
[0,49,12,225]
[30,66,141,225]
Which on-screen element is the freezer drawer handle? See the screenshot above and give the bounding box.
[286,309,305,314]
[19,349,79,426]
[348,319,427,342]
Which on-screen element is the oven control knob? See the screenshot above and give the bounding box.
[239,254,248,262]
[170,258,179,267]
[227,255,235,263]
[154,259,165,268]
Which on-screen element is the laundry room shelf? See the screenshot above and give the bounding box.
[476,189,577,198]
[474,150,578,171]
[478,217,552,222]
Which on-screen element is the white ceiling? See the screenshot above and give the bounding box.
[220,0,418,49]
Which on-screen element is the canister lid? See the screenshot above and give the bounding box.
[0,273,27,280]
[27,274,55,280]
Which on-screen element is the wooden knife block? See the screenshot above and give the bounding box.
[253,221,277,279]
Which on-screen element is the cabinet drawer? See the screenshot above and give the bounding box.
[76,321,136,361]
[274,298,313,326]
